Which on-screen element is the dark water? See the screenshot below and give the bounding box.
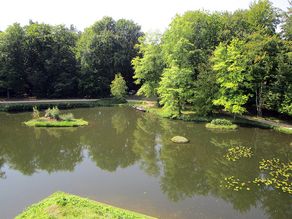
[0,107,291,219]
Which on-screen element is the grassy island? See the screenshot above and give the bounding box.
[16,192,156,219]
[24,106,88,127]
[25,118,88,127]
[206,119,238,130]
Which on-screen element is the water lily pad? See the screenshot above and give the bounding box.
[171,136,189,143]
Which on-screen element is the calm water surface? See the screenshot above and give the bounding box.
[0,107,291,219]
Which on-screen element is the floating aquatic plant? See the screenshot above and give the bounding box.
[224,146,253,161]
[221,176,251,191]
[253,158,292,194]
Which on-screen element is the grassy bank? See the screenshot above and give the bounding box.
[16,192,156,219]
[129,100,212,122]
[0,98,125,112]
[130,100,292,134]
[273,126,292,134]
[24,119,88,127]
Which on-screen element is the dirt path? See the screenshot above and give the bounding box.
[236,114,292,129]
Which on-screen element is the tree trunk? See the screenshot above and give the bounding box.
[256,83,263,117]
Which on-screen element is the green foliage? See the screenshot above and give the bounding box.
[0,1,291,120]
[45,107,61,120]
[110,73,128,100]
[254,159,292,194]
[212,39,250,114]
[281,1,292,40]
[15,192,155,218]
[32,106,40,119]
[157,10,223,117]
[0,23,26,98]
[76,17,142,97]
[60,113,74,121]
[221,158,291,195]
[206,119,237,129]
[247,0,280,34]
[221,176,252,191]
[245,31,283,116]
[224,146,253,161]
[211,118,233,126]
[25,23,79,98]
[132,33,164,97]
[158,66,193,118]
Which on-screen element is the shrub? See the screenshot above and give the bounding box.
[211,118,233,126]
[45,106,60,120]
[110,73,128,100]
[32,106,40,119]
[60,113,75,121]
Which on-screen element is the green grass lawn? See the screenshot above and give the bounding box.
[24,118,88,127]
[16,192,157,219]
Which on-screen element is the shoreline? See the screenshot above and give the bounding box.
[1,98,292,134]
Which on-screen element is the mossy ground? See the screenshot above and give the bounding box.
[171,136,189,143]
[16,192,156,219]
[24,118,88,127]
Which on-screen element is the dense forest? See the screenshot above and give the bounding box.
[0,0,291,117]
[0,17,142,98]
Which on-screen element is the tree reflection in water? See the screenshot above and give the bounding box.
[0,108,291,219]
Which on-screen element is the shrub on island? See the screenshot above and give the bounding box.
[24,107,88,127]
[206,118,237,130]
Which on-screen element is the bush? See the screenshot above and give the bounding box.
[206,118,237,130]
[45,106,60,120]
[211,118,233,126]
[110,73,128,100]
[32,106,40,119]
[60,113,74,121]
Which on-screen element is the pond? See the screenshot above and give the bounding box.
[0,106,291,219]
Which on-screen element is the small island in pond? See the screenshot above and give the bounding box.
[206,119,237,130]
[24,106,88,127]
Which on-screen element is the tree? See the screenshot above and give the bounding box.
[132,33,164,97]
[212,39,251,115]
[76,17,142,97]
[281,1,292,40]
[24,23,78,98]
[0,23,26,98]
[158,11,222,116]
[247,0,280,35]
[245,32,283,116]
[158,66,193,117]
[110,73,127,100]
[278,41,292,115]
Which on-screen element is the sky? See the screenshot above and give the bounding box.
[0,0,290,32]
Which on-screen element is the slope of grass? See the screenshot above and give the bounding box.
[16,192,157,219]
